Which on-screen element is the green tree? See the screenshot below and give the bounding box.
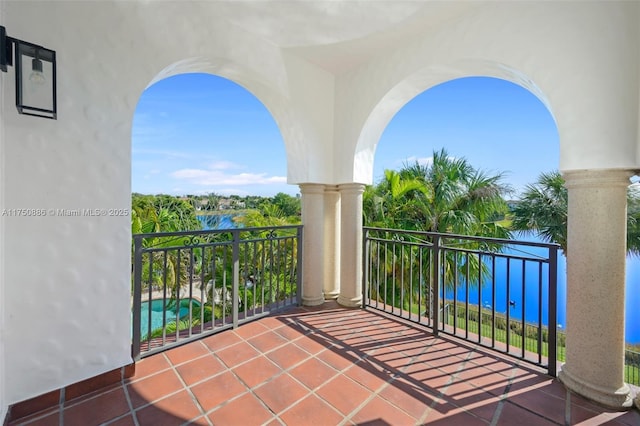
[132,193,202,232]
[510,171,567,253]
[261,192,301,218]
[363,148,513,311]
[397,149,512,238]
[511,170,640,256]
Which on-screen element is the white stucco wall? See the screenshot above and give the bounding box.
[334,1,640,184]
[2,1,136,405]
[1,1,7,419]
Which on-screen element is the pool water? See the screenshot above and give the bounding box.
[140,298,201,338]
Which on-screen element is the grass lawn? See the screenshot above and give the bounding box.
[442,311,639,386]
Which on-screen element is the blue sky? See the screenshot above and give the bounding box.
[132,74,559,197]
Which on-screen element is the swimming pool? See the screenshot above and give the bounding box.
[139,298,201,338]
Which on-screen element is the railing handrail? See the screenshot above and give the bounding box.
[363,226,561,250]
[133,224,302,240]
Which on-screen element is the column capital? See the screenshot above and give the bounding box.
[298,183,326,195]
[562,169,634,189]
[323,184,340,194]
[337,182,366,194]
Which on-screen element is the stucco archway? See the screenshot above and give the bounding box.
[135,58,306,188]
[353,60,555,186]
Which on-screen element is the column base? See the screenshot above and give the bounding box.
[323,290,340,300]
[301,295,325,306]
[337,294,362,308]
[559,366,633,410]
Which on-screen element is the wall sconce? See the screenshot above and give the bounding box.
[1,26,56,119]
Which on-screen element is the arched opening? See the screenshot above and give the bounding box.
[130,72,302,361]
[132,73,293,198]
[374,77,558,195]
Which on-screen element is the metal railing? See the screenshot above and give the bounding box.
[363,227,559,376]
[132,225,302,359]
[625,348,640,386]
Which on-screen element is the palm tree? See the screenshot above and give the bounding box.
[363,148,513,313]
[511,171,640,256]
[397,148,512,238]
[363,169,428,229]
[510,171,567,252]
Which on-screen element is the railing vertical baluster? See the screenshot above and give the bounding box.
[132,235,143,360]
[362,229,370,308]
[409,245,414,321]
[478,252,482,343]
[453,250,458,332]
[232,230,240,329]
[431,235,440,336]
[418,245,423,324]
[297,227,303,306]
[199,246,205,333]
[506,258,511,352]
[222,244,228,326]
[376,239,381,309]
[522,259,526,359]
[175,249,182,343]
[147,252,154,347]
[260,239,266,310]
[465,252,470,340]
[537,261,543,365]
[188,248,194,338]
[384,240,388,311]
[491,256,496,348]
[400,243,405,317]
[392,243,396,313]
[548,246,558,377]
[161,252,168,345]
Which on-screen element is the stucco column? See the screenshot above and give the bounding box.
[558,169,633,409]
[324,186,341,299]
[299,184,325,306]
[337,183,365,307]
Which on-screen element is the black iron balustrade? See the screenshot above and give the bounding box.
[363,227,559,376]
[132,225,302,359]
[625,348,640,386]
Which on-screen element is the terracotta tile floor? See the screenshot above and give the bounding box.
[11,302,640,426]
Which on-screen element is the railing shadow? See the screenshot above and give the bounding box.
[276,304,564,422]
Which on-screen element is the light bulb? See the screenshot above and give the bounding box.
[29,57,46,86]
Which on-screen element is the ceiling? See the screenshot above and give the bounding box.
[200,1,483,74]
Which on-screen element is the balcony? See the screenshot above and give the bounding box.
[8,226,639,424]
[8,301,640,425]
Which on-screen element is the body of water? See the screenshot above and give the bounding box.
[198,214,239,230]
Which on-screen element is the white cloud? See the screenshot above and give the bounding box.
[401,155,457,167]
[171,167,286,186]
[404,156,434,166]
[209,160,243,170]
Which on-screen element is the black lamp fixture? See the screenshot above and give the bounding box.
[1,25,56,119]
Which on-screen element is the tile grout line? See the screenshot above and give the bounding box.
[165,347,214,426]
[120,374,140,426]
[417,343,491,425]
[490,359,564,426]
[338,326,440,425]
